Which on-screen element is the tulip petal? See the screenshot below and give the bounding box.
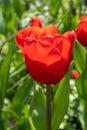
[24,55,65,84]
[16,26,45,53]
[40,35,53,45]
[75,15,87,47]
[30,17,42,27]
[16,27,31,53]
[24,37,62,66]
[53,34,64,53]
[43,25,58,36]
[76,22,87,47]
[29,27,45,39]
[62,31,75,59]
[79,15,87,23]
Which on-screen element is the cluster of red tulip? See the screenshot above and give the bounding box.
[15,16,87,85]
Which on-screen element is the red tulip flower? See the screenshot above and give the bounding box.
[76,15,87,47]
[72,70,79,80]
[16,17,75,84]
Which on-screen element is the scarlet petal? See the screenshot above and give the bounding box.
[29,26,46,39]
[30,17,42,27]
[25,37,34,43]
[53,34,64,53]
[76,22,87,47]
[75,16,87,47]
[79,15,87,23]
[24,55,66,84]
[15,27,31,53]
[24,37,38,44]
[40,35,53,45]
[53,31,75,60]
[62,31,75,59]
[43,25,58,36]
[15,26,45,53]
[24,37,61,65]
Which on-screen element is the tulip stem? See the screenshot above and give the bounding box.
[86,48,87,66]
[84,102,87,129]
[46,85,51,130]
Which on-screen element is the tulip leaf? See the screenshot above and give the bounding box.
[52,61,74,130]
[10,64,26,78]
[73,41,86,73]
[50,0,62,17]
[75,66,87,101]
[17,118,32,130]
[0,8,5,34]
[29,86,46,130]
[0,41,14,101]
[12,78,35,116]
[13,0,24,18]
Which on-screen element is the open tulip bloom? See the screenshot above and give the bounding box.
[16,17,75,85]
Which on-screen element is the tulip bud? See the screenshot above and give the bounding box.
[30,17,42,27]
[72,70,79,80]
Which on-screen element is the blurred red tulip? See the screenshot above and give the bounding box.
[72,70,79,80]
[76,15,87,47]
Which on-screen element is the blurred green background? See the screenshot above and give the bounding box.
[0,0,87,130]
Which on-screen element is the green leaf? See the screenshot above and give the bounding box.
[13,0,24,18]
[75,66,87,128]
[29,86,46,130]
[0,42,14,101]
[52,61,74,130]
[0,8,5,34]
[75,66,87,101]
[2,1,17,33]
[50,0,62,17]
[10,64,26,78]
[12,78,35,116]
[17,118,32,130]
[73,41,86,73]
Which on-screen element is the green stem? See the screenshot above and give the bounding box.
[46,85,51,130]
[84,102,87,129]
[0,110,5,130]
[86,48,87,66]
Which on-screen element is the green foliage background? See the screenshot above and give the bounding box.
[0,0,87,130]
